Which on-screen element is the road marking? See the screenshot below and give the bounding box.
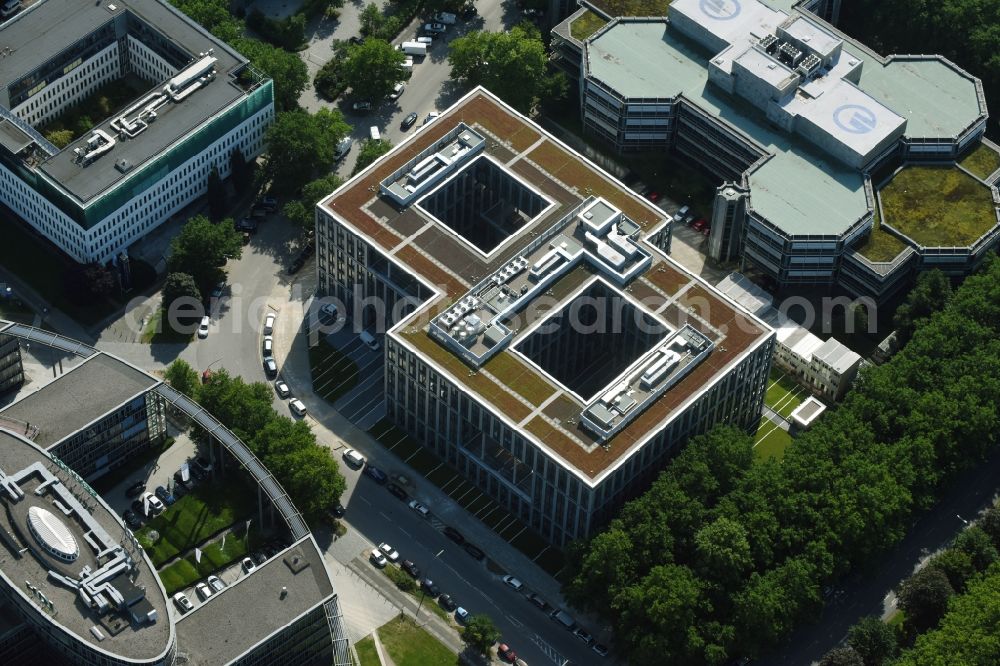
[379,511,392,521]
[399,528,411,538]
[358,496,372,506]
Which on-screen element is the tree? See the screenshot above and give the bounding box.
[163,272,202,308]
[352,139,393,175]
[462,614,501,656]
[819,647,865,666]
[893,269,952,342]
[229,148,252,190]
[282,173,344,232]
[359,3,382,36]
[928,548,977,593]
[846,616,898,666]
[694,517,752,584]
[207,166,226,220]
[264,109,352,193]
[46,129,74,148]
[167,215,242,294]
[232,37,309,112]
[980,505,1000,550]
[448,25,567,113]
[171,0,244,42]
[952,526,999,573]
[897,566,955,633]
[164,359,201,399]
[341,38,406,102]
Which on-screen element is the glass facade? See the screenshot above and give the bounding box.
[0,333,24,395]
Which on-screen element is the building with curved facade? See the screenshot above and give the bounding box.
[0,322,351,665]
[0,0,274,266]
[553,0,1000,301]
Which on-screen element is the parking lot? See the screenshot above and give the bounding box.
[309,326,386,430]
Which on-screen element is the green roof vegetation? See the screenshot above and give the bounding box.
[856,205,908,262]
[958,142,1000,180]
[586,0,670,17]
[879,165,998,248]
[570,10,608,41]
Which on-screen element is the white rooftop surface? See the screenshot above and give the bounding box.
[586,20,868,236]
[812,336,861,372]
[782,15,840,57]
[671,0,785,45]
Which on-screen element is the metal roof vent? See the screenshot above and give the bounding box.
[115,158,132,173]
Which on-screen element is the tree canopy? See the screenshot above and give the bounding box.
[352,139,393,176]
[892,269,952,344]
[282,173,344,232]
[264,109,352,193]
[341,38,407,102]
[462,614,501,656]
[162,272,202,312]
[167,215,242,294]
[448,25,566,113]
[164,359,201,400]
[231,37,309,112]
[563,254,1000,664]
[846,616,898,666]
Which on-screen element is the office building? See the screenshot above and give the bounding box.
[0,0,274,265]
[317,88,775,546]
[0,321,351,665]
[0,331,22,394]
[552,0,999,301]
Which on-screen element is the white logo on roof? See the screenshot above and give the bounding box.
[833,104,877,134]
[700,0,742,20]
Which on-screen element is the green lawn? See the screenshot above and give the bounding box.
[368,418,564,576]
[959,142,1000,179]
[570,10,608,40]
[879,165,997,248]
[135,480,257,566]
[377,616,456,666]
[309,339,360,403]
[754,417,793,461]
[355,635,381,666]
[141,308,195,344]
[380,564,450,621]
[157,531,259,595]
[764,368,806,419]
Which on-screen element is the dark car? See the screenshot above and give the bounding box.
[443,526,464,545]
[154,485,175,506]
[131,499,145,516]
[351,100,372,112]
[287,255,305,274]
[498,643,517,663]
[348,36,364,45]
[420,578,440,596]
[260,196,278,212]
[122,509,141,529]
[190,463,207,481]
[461,3,477,18]
[462,542,485,561]
[194,456,213,473]
[173,469,191,489]
[527,592,549,610]
[401,560,420,578]
[329,502,346,518]
[438,594,457,611]
[401,112,418,130]
[252,550,267,565]
[263,356,278,378]
[385,482,408,501]
[574,627,595,646]
[125,481,145,498]
[364,465,388,484]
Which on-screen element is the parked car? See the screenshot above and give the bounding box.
[443,526,464,545]
[692,218,707,231]
[194,456,213,473]
[438,594,457,611]
[498,643,517,663]
[422,22,446,34]
[210,282,225,299]
[420,578,439,596]
[274,380,291,398]
[122,510,141,529]
[263,312,276,335]
[389,82,405,100]
[593,643,610,657]
[154,485,175,506]
[334,137,352,161]
[385,482,408,501]
[364,464,388,484]
[416,36,433,44]
[423,111,441,126]
[189,464,206,482]
[370,548,388,568]
[263,356,278,378]
[207,575,226,594]
[401,112,418,130]
[329,502,346,518]
[131,499,144,516]
[241,557,257,574]
[260,196,278,211]
[401,560,420,578]
[342,448,365,467]
[287,255,305,274]
[461,3,477,18]
[170,468,189,489]
[352,100,372,112]
[433,11,456,24]
[646,191,661,202]
[378,542,400,563]
[289,399,307,417]
[463,543,485,561]
[408,499,430,518]
[574,627,595,645]
[173,592,194,613]
[502,575,524,592]
[252,550,267,565]
[527,592,549,610]
[348,36,363,45]
[125,481,145,498]
[319,302,340,323]
[141,492,164,515]
[262,335,273,355]
[197,316,210,339]
[454,606,470,623]
[195,582,213,601]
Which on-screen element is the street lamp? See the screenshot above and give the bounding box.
[957,514,969,525]
[415,548,444,624]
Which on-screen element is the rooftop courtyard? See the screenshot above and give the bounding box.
[878,165,999,249]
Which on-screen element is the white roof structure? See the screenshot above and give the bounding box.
[790,395,826,428]
[27,505,79,560]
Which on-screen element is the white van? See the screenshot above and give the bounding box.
[359,330,379,351]
[369,126,381,141]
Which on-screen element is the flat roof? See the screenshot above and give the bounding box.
[321,88,773,482]
[0,352,159,448]
[0,429,172,661]
[174,536,334,664]
[0,0,249,203]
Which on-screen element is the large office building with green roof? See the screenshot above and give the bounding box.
[553,0,1000,300]
[0,0,273,266]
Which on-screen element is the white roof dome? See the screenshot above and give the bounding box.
[27,506,79,561]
